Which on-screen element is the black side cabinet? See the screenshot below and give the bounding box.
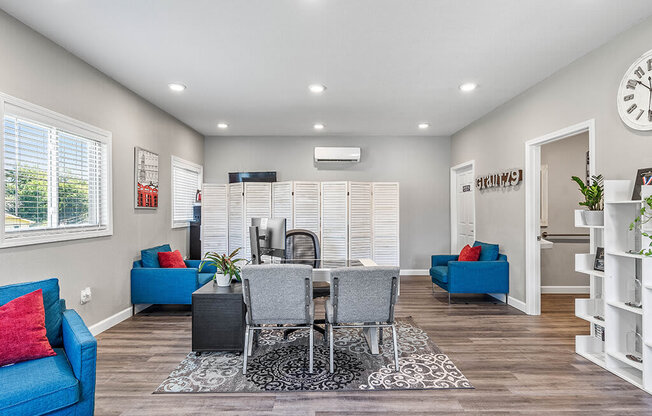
[192,282,245,352]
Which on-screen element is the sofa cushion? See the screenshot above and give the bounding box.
[473,241,499,262]
[0,279,62,347]
[429,266,449,283]
[0,289,57,366]
[141,244,172,268]
[158,250,187,268]
[459,244,481,261]
[198,273,213,287]
[0,348,80,416]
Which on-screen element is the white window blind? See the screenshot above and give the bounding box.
[1,93,112,247]
[171,156,202,227]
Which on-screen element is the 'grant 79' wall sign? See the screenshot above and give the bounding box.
[476,169,523,190]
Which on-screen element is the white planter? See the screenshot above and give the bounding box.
[582,210,604,226]
[214,273,232,287]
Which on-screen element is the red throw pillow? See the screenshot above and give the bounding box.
[459,244,481,261]
[158,250,187,268]
[0,289,56,366]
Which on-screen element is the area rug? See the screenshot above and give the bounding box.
[154,317,472,393]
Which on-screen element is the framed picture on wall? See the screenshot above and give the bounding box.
[134,147,159,209]
[594,247,605,272]
[631,167,652,200]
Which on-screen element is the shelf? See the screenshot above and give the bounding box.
[606,251,647,259]
[610,364,644,388]
[576,269,605,278]
[606,200,643,205]
[608,351,643,371]
[575,225,604,229]
[606,301,643,315]
[576,313,606,326]
[577,351,607,368]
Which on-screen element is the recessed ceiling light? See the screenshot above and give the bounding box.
[168,83,186,92]
[217,123,228,129]
[459,83,477,92]
[418,123,430,129]
[309,84,326,94]
[313,123,325,130]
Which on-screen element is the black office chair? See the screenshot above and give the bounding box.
[284,229,329,339]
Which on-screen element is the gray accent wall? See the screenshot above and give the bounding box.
[204,135,451,269]
[451,16,652,303]
[0,11,204,326]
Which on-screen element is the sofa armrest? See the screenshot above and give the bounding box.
[431,255,458,267]
[62,309,97,415]
[447,260,509,293]
[185,259,217,274]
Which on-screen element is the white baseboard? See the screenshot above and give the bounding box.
[541,286,590,294]
[507,296,527,314]
[88,307,132,336]
[400,269,428,276]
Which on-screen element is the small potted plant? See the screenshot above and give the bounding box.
[571,174,604,226]
[629,188,652,257]
[199,248,244,287]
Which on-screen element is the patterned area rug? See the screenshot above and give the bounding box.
[154,317,472,393]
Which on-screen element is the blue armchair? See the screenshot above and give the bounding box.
[131,244,217,309]
[0,278,97,416]
[430,241,509,304]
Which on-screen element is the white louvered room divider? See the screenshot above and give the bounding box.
[201,181,399,267]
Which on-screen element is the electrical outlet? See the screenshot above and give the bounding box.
[80,287,92,304]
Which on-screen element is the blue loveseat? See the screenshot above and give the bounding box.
[430,241,509,303]
[131,244,216,309]
[0,278,97,416]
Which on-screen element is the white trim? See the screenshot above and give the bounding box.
[507,295,528,313]
[524,119,595,316]
[0,91,113,248]
[541,285,590,294]
[450,160,475,254]
[399,269,428,276]
[88,307,132,336]
[171,155,203,229]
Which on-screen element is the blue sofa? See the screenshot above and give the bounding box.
[131,244,216,308]
[0,278,97,416]
[430,241,509,303]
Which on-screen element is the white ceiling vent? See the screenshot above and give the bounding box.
[314,147,361,162]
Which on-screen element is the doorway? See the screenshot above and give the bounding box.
[450,160,475,254]
[524,120,596,315]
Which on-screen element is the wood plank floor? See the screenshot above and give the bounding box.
[95,275,652,415]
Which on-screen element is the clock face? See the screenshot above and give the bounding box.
[617,49,652,131]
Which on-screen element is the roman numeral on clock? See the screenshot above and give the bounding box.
[649,110,652,122]
[627,79,638,89]
[627,103,637,114]
[634,66,645,78]
[624,94,635,101]
[648,59,652,71]
[636,109,644,120]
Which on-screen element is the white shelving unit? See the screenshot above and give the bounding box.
[575,180,651,393]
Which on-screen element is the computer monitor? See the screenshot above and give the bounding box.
[249,218,286,263]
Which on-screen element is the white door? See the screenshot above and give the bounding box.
[452,165,475,252]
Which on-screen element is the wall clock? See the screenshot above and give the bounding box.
[617,48,652,131]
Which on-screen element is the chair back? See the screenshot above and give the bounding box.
[329,266,399,324]
[241,264,313,325]
[285,229,320,265]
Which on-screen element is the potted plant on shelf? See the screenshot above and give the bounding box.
[629,189,652,257]
[199,248,244,287]
[571,174,604,226]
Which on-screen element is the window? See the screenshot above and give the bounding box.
[1,93,112,247]
[171,156,202,228]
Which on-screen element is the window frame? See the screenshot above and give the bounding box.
[0,92,113,248]
[170,155,203,229]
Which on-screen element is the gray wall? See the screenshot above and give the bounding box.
[204,135,451,269]
[451,15,652,303]
[540,132,589,288]
[0,11,204,326]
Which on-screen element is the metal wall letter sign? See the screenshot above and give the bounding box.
[476,169,523,190]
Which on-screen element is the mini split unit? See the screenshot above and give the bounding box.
[313,147,361,162]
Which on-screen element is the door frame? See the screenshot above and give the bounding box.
[524,119,596,315]
[450,160,476,254]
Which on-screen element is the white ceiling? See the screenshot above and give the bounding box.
[2,0,652,137]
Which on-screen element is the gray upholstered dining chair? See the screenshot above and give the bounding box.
[241,264,314,375]
[325,266,400,373]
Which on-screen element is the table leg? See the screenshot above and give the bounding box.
[362,326,379,355]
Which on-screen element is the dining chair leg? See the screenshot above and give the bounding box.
[379,325,384,345]
[242,325,250,375]
[247,327,255,356]
[391,324,399,371]
[329,324,334,373]
[309,327,314,373]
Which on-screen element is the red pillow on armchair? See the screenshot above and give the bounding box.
[459,244,482,261]
[0,289,56,366]
[158,250,187,268]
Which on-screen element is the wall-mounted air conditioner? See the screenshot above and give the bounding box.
[314,147,361,162]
